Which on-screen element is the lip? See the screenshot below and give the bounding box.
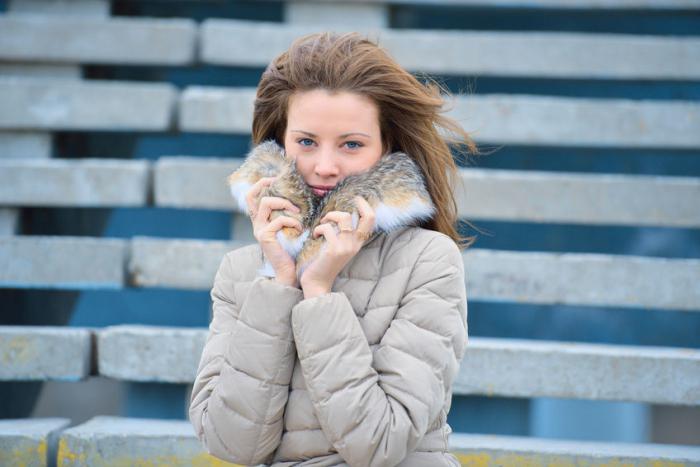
[309,184,335,196]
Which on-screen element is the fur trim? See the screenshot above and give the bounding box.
[228,140,435,280]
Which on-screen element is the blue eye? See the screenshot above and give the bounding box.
[345,141,363,149]
[298,138,314,147]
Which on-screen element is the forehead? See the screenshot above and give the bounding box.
[286,89,380,133]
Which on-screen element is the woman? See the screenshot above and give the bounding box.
[189,31,478,467]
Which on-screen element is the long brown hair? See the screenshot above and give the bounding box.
[252,31,480,249]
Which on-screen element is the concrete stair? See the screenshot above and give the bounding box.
[1,0,698,465]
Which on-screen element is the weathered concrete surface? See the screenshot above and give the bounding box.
[178,86,700,149]
[97,326,700,406]
[52,414,700,466]
[0,131,51,158]
[126,237,700,311]
[0,418,70,467]
[453,94,700,149]
[0,16,196,65]
[455,168,700,227]
[283,0,700,9]
[0,326,92,381]
[450,432,700,466]
[97,325,206,383]
[0,63,81,80]
[0,236,127,289]
[464,248,700,311]
[200,18,700,80]
[154,156,241,210]
[178,86,253,134]
[0,158,150,207]
[455,337,700,405]
[0,208,19,236]
[7,0,109,17]
[56,416,234,466]
[285,2,388,28]
[0,78,176,131]
[153,157,700,228]
[128,236,242,290]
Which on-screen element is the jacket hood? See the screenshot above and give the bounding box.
[227,140,435,278]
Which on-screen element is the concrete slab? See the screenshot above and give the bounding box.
[0,418,70,467]
[0,326,92,381]
[0,235,127,289]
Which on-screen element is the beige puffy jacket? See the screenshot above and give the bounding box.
[189,225,468,466]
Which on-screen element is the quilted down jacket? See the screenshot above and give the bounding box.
[189,225,468,466]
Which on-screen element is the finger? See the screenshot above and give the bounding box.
[259,196,300,213]
[354,196,376,236]
[265,215,303,235]
[245,177,276,214]
[257,196,301,223]
[319,211,353,232]
[313,223,338,245]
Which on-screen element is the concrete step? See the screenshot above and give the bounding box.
[2,235,698,310]
[128,236,241,290]
[0,208,19,236]
[155,156,700,228]
[0,417,70,467]
[97,325,205,384]
[201,18,700,80]
[6,0,109,17]
[2,414,697,466]
[97,325,700,405]
[179,86,700,149]
[2,155,697,228]
[2,323,697,405]
[57,416,227,466]
[129,238,700,311]
[50,415,700,465]
[282,0,700,10]
[0,16,196,65]
[0,158,149,207]
[2,233,699,310]
[154,156,243,211]
[0,78,176,131]
[0,326,92,381]
[0,131,52,159]
[449,431,700,466]
[0,236,126,289]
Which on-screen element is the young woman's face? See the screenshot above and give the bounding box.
[283,89,383,197]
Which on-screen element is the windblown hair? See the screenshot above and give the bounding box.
[252,31,480,249]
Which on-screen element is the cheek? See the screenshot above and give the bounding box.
[291,156,311,179]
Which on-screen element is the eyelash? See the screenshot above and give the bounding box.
[297,138,364,150]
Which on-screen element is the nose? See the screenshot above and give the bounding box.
[314,147,339,179]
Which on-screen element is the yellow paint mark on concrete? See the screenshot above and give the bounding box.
[37,439,47,461]
[454,451,490,467]
[191,451,242,466]
[56,440,242,466]
[451,451,686,467]
[595,460,635,467]
[58,438,87,465]
[1,336,37,365]
[0,439,48,466]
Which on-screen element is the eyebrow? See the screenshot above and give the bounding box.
[291,130,371,139]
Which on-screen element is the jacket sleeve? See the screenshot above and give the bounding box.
[290,234,468,467]
[189,252,304,465]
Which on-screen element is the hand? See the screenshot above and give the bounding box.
[247,177,303,288]
[300,196,376,299]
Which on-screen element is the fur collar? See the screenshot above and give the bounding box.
[228,140,435,279]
